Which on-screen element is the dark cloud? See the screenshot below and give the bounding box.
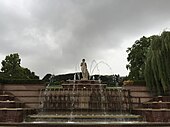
[0,0,170,78]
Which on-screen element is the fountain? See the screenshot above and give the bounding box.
[25,59,143,125]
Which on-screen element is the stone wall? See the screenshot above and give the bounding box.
[0,83,153,109]
[123,85,153,108]
[0,83,46,108]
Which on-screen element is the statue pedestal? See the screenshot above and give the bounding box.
[62,80,106,89]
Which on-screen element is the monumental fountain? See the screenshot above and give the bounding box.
[25,59,144,125]
[0,59,169,126]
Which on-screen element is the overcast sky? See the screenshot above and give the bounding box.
[0,0,170,78]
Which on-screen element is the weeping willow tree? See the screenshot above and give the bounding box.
[144,31,170,95]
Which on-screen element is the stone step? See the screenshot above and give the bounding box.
[142,102,170,109]
[151,96,170,102]
[0,108,37,122]
[0,101,25,108]
[133,108,170,112]
[0,94,14,101]
[132,108,170,122]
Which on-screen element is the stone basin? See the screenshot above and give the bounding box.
[62,80,106,89]
[27,114,143,122]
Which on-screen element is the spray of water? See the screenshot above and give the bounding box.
[90,60,100,75]
[90,60,113,76]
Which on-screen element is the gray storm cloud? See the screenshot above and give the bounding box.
[0,0,170,78]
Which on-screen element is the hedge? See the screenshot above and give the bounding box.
[0,78,45,84]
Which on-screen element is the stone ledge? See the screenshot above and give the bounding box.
[1,122,170,127]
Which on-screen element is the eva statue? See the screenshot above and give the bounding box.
[80,59,89,80]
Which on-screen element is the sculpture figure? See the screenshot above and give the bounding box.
[80,59,89,80]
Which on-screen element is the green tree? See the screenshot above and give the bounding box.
[126,36,151,80]
[144,31,170,95]
[1,53,39,79]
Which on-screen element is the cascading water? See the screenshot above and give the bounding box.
[26,60,143,123]
[28,85,142,122]
[69,73,77,122]
[39,74,55,112]
[98,76,107,122]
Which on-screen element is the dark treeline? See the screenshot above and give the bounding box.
[42,73,125,87]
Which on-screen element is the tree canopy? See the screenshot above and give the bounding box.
[127,31,170,95]
[144,31,170,95]
[126,36,151,80]
[0,53,39,79]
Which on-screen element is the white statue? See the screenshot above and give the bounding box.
[80,59,89,80]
